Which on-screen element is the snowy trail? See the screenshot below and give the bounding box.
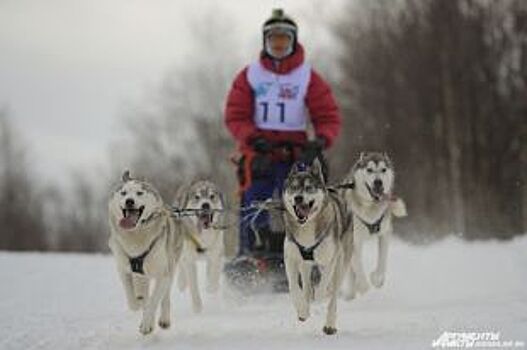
[1,236,526,350]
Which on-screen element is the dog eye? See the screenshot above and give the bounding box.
[194,195,200,201]
[209,194,216,200]
[367,168,374,173]
[381,168,386,173]
[305,185,315,192]
[136,191,144,196]
[120,191,127,196]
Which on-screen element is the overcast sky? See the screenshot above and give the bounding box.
[0,0,341,185]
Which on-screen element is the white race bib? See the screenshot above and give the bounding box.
[247,61,311,131]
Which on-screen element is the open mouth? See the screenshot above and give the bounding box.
[198,211,214,230]
[293,200,314,224]
[119,206,145,230]
[366,183,384,201]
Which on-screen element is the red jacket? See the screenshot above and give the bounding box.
[224,44,341,155]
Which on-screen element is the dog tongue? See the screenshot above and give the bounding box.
[119,214,139,229]
[119,217,135,229]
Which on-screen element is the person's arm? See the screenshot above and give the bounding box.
[224,67,260,146]
[305,69,342,148]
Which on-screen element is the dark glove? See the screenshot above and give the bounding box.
[251,137,272,153]
[251,153,273,179]
[300,136,326,165]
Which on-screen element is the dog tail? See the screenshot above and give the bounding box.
[391,198,408,218]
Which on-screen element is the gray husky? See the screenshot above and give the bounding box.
[341,152,407,300]
[174,180,225,314]
[282,159,353,335]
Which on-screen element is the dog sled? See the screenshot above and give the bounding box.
[169,141,330,294]
[223,141,329,294]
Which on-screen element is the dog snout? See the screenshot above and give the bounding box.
[294,195,304,205]
[125,198,135,207]
[201,202,211,210]
[373,179,383,190]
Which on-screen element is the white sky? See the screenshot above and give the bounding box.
[0,0,342,185]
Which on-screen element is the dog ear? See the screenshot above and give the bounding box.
[184,190,190,208]
[311,158,325,184]
[383,152,393,167]
[358,151,370,168]
[218,191,226,208]
[122,170,132,182]
[143,183,162,202]
[290,161,304,175]
[179,183,191,208]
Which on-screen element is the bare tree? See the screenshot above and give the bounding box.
[51,172,108,252]
[112,9,244,255]
[330,0,526,241]
[0,108,48,250]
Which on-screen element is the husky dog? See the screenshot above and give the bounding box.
[282,159,352,335]
[108,171,184,335]
[342,152,407,299]
[174,180,225,313]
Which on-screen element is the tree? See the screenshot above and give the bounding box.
[0,108,48,250]
[331,0,526,241]
[112,9,244,255]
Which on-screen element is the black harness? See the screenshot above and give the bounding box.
[357,212,386,234]
[128,235,162,274]
[289,228,331,261]
[288,202,337,261]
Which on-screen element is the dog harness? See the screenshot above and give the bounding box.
[247,61,311,131]
[128,234,162,274]
[289,221,334,261]
[357,211,386,235]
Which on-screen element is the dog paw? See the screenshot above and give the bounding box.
[158,319,171,329]
[355,277,370,295]
[343,290,357,301]
[139,321,154,335]
[370,271,385,288]
[297,308,310,322]
[323,326,337,335]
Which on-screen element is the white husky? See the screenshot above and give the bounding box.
[174,180,225,313]
[342,152,407,299]
[108,171,184,335]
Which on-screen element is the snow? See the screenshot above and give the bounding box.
[1,236,526,350]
